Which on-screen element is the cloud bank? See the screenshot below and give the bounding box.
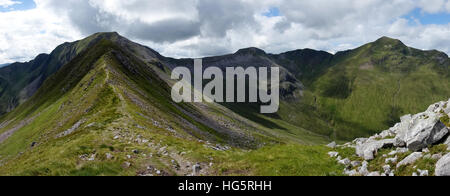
[0,0,450,63]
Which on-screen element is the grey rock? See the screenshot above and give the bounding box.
[367,171,381,176]
[393,115,413,145]
[351,161,361,167]
[123,162,131,168]
[445,136,450,150]
[380,130,395,139]
[386,156,398,164]
[388,150,398,156]
[397,152,423,168]
[353,138,368,145]
[338,158,351,166]
[432,154,443,160]
[405,114,449,152]
[344,169,358,176]
[417,169,429,176]
[328,152,339,158]
[383,165,391,174]
[193,163,202,175]
[393,137,406,147]
[356,139,395,160]
[396,148,409,154]
[106,153,113,160]
[436,153,450,176]
[359,161,369,176]
[327,141,337,148]
[87,154,96,161]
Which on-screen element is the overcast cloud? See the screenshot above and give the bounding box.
[0,0,450,63]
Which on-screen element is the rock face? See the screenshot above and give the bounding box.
[435,153,450,176]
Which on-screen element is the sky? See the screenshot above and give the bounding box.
[0,0,450,63]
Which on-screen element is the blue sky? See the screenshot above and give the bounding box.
[0,0,35,12]
[404,8,450,25]
[262,6,450,25]
[263,7,281,17]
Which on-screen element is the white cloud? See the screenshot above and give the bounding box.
[1,0,450,63]
[419,0,447,13]
[0,0,21,8]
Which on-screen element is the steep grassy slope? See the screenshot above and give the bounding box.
[305,37,450,140]
[0,33,134,116]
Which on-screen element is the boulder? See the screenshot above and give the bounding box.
[338,158,351,167]
[367,172,381,176]
[328,152,339,158]
[417,169,429,176]
[344,169,358,176]
[106,153,113,160]
[327,141,337,148]
[393,115,412,140]
[435,153,450,176]
[193,163,202,175]
[385,156,398,164]
[359,161,369,176]
[404,114,449,152]
[351,161,361,167]
[356,139,395,160]
[383,165,391,174]
[432,154,443,160]
[396,152,423,168]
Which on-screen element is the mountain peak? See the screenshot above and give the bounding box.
[86,32,122,41]
[235,47,267,56]
[373,36,406,47]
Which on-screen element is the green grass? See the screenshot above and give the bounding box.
[215,144,344,176]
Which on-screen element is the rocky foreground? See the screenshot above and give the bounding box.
[328,99,450,176]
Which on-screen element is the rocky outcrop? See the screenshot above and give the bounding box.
[329,99,450,176]
[356,139,395,160]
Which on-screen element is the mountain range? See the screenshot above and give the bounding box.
[0,32,449,176]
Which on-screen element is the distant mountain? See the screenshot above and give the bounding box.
[0,64,10,68]
[0,32,449,176]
